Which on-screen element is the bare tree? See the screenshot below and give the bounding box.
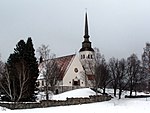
[0,55,4,80]
[37,44,51,61]
[142,43,150,91]
[0,55,15,101]
[127,54,142,96]
[117,58,128,99]
[94,48,102,92]
[0,57,16,101]
[37,44,59,100]
[0,59,30,102]
[43,59,60,100]
[109,57,119,97]
[94,48,111,94]
[109,58,128,99]
[95,58,110,94]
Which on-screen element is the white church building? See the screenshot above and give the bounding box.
[37,12,95,93]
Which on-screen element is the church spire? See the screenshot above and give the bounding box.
[79,12,94,52]
[84,12,89,38]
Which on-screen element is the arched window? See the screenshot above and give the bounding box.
[81,55,82,59]
[88,54,90,59]
[83,54,85,59]
[91,55,93,59]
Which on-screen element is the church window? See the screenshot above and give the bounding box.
[91,55,93,59]
[88,54,90,59]
[73,80,80,86]
[74,68,78,73]
[83,54,85,59]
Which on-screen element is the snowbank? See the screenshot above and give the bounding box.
[52,88,96,100]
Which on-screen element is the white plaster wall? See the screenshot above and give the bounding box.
[79,51,95,72]
[79,51,95,60]
[63,55,86,87]
[79,51,95,87]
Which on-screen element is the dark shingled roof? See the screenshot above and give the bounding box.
[55,54,75,80]
[38,54,75,80]
[79,46,94,52]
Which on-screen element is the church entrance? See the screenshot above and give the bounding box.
[72,79,80,86]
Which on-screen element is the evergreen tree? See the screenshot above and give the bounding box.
[6,40,26,101]
[25,37,39,101]
[2,38,39,102]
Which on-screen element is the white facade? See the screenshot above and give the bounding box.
[79,51,95,75]
[79,51,95,60]
[37,54,93,90]
[62,54,86,87]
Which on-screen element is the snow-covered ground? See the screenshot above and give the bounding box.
[1,88,150,113]
[52,88,96,100]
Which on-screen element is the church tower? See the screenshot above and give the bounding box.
[79,12,95,76]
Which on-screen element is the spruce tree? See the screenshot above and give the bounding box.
[6,40,27,101]
[3,38,39,102]
[25,37,39,101]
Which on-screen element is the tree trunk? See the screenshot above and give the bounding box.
[119,88,122,99]
[114,87,117,97]
[46,93,49,100]
[45,86,49,100]
[129,86,133,96]
[129,79,133,96]
[103,87,106,94]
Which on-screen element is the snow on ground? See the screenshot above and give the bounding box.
[36,88,96,101]
[1,88,150,113]
[52,88,96,100]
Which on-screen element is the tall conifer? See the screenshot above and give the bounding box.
[25,37,39,101]
[3,38,39,102]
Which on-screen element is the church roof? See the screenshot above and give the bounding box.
[55,54,75,80]
[38,54,75,80]
[79,45,94,52]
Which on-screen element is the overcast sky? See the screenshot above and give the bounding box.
[0,0,150,61]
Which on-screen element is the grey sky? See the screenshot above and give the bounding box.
[0,0,150,61]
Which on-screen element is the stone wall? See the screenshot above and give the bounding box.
[0,95,111,110]
[54,86,85,94]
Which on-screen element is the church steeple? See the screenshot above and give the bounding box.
[84,12,89,38]
[79,12,94,52]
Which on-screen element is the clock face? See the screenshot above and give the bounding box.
[74,68,78,73]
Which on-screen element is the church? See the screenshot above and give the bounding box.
[37,12,95,93]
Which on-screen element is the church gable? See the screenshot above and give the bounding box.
[62,55,85,87]
[55,54,75,80]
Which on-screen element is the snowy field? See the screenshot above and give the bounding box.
[1,88,150,113]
